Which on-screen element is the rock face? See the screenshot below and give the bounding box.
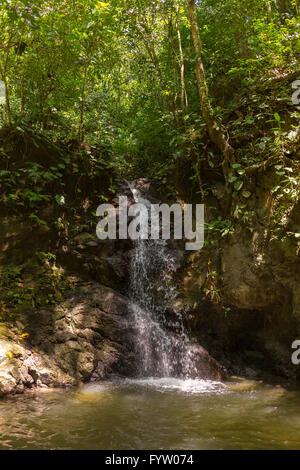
[0,283,136,397]
[177,168,300,381]
[179,225,300,380]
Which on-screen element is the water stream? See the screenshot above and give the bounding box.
[128,182,199,378]
[129,184,182,377]
[0,183,299,449]
[1,378,300,450]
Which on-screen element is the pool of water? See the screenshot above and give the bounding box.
[1,377,300,450]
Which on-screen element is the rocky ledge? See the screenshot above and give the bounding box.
[0,283,136,397]
[0,279,227,397]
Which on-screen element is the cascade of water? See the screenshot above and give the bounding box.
[127,181,198,378]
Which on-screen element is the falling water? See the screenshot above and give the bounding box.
[128,182,198,378]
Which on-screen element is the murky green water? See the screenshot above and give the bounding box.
[1,377,300,450]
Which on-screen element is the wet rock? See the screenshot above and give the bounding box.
[0,283,136,397]
[0,339,76,396]
[0,372,17,396]
[227,378,259,392]
[186,344,227,381]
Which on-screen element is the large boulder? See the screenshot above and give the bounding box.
[0,283,136,397]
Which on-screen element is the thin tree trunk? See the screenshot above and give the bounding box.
[3,76,12,127]
[188,0,234,184]
[0,32,13,127]
[175,4,186,113]
[0,67,12,127]
[78,60,89,142]
[78,28,98,142]
[267,0,272,19]
[168,15,179,108]
[20,77,24,115]
[185,89,188,108]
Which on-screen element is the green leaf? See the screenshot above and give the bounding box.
[228,173,237,183]
[242,190,251,198]
[234,180,244,191]
[274,112,281,122]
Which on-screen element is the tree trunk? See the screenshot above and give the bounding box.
[168,15,179,109]
[78,60,89,142]
[175,4,186,113]
[267,0,273,20]
[0,66,12,126]
[0,32,13,127]
[20,77,25,115]
[188,0,234,183]
[3,76,12,127]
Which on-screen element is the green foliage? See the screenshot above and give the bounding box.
[205,217,235,243]
[0,0,297,175]
[0,0,298,247]
[0,266,22,287]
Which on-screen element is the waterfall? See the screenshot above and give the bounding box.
[127,182,197,378]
